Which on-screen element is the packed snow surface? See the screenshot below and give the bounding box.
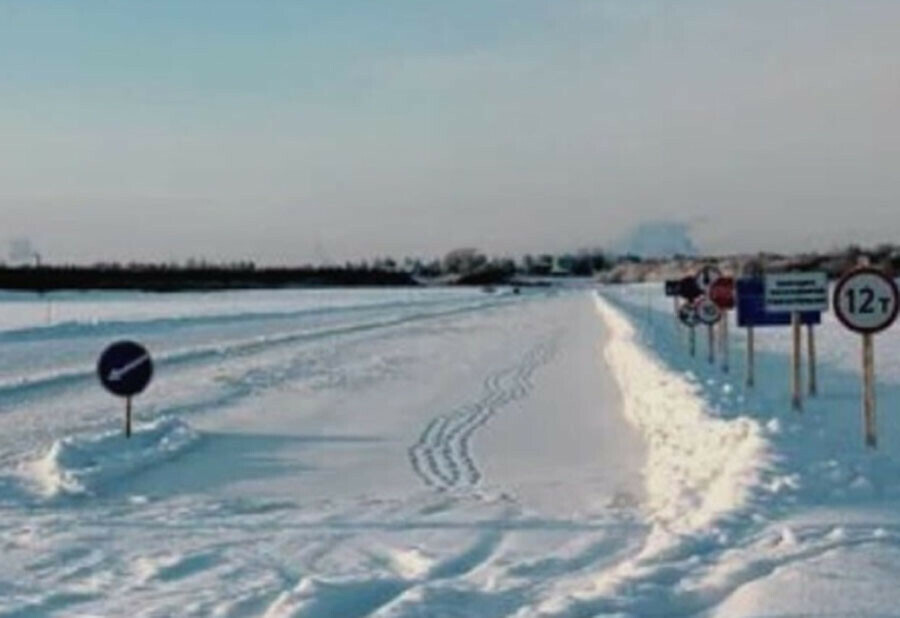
[3,284,900,617]
[0,287,647,617]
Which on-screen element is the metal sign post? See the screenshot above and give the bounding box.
[695,296,722,365]
[126,397,133,439]
[720,311,730,373]
[709,277,735,374]
[97,341,154,439]
[833,265,900,449]
[678,302,701,358]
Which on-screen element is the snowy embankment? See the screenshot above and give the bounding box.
[564,287,900,618]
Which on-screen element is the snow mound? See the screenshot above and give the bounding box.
[530,295,779,616]
[26,416,199,498]
[594,294,772,533]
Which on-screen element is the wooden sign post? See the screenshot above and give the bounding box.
[791,311,803,412]
[807,324,818,396]
[764,272,829,413]
[745,325,755,388]
[862,333,876,447]
[833,264,900,449]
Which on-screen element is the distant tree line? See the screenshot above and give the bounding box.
[0,248,618,292]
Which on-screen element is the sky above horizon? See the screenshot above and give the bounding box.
[2,1,899,264]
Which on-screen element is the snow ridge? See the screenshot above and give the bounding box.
[529,295,775,616]
[594,294,771,532]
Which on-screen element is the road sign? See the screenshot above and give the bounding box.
[695,265,723,293]
[678,302,699,327]
[677,276,703,301]
[833,263,900,449]
[710,277,735,310]
[694,296,722,325]
[664,279,681,297]
[764,272,829,313]
[98,340,153,439]
[98,341,153,397]
[833,267,900,335]
[736,279,821,327]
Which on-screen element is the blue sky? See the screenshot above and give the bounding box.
[2,1,899,263]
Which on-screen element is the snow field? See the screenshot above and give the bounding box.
[0,289,650,618]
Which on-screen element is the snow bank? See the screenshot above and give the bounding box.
[531,295,780,616]
[593,294,772,534]
[25,416,199,498]
[543,288,900,617]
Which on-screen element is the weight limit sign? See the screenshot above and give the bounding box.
[833,266,900,448]
[834,267,900,335]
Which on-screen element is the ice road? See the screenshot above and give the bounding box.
[0,288,647,617]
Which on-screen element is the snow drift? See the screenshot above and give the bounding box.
[25,416,199,498]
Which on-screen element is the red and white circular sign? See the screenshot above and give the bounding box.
[694,296,722,325]
[833,267,900,335]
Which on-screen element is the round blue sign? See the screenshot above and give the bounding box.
[97,340,153,397]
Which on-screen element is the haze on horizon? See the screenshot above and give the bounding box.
[2,1,898,265]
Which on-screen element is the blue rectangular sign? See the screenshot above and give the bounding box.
[736,278,821,327]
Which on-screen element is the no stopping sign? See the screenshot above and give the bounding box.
[833,268,900,335]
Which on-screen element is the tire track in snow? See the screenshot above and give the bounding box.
[408,335,560,490]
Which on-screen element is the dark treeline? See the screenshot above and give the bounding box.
[0,264,418,292]
[0,248,615,292]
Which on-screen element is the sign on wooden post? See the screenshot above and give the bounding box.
[736,278,822,391]
[833,265,900,448]
[807,324,817,396]
[791,311,803,411]
[764,272,829,412]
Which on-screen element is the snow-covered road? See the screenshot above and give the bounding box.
[0,288,649,617]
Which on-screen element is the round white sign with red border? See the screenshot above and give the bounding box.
[694,296,723,325]
[833,267,900,335]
